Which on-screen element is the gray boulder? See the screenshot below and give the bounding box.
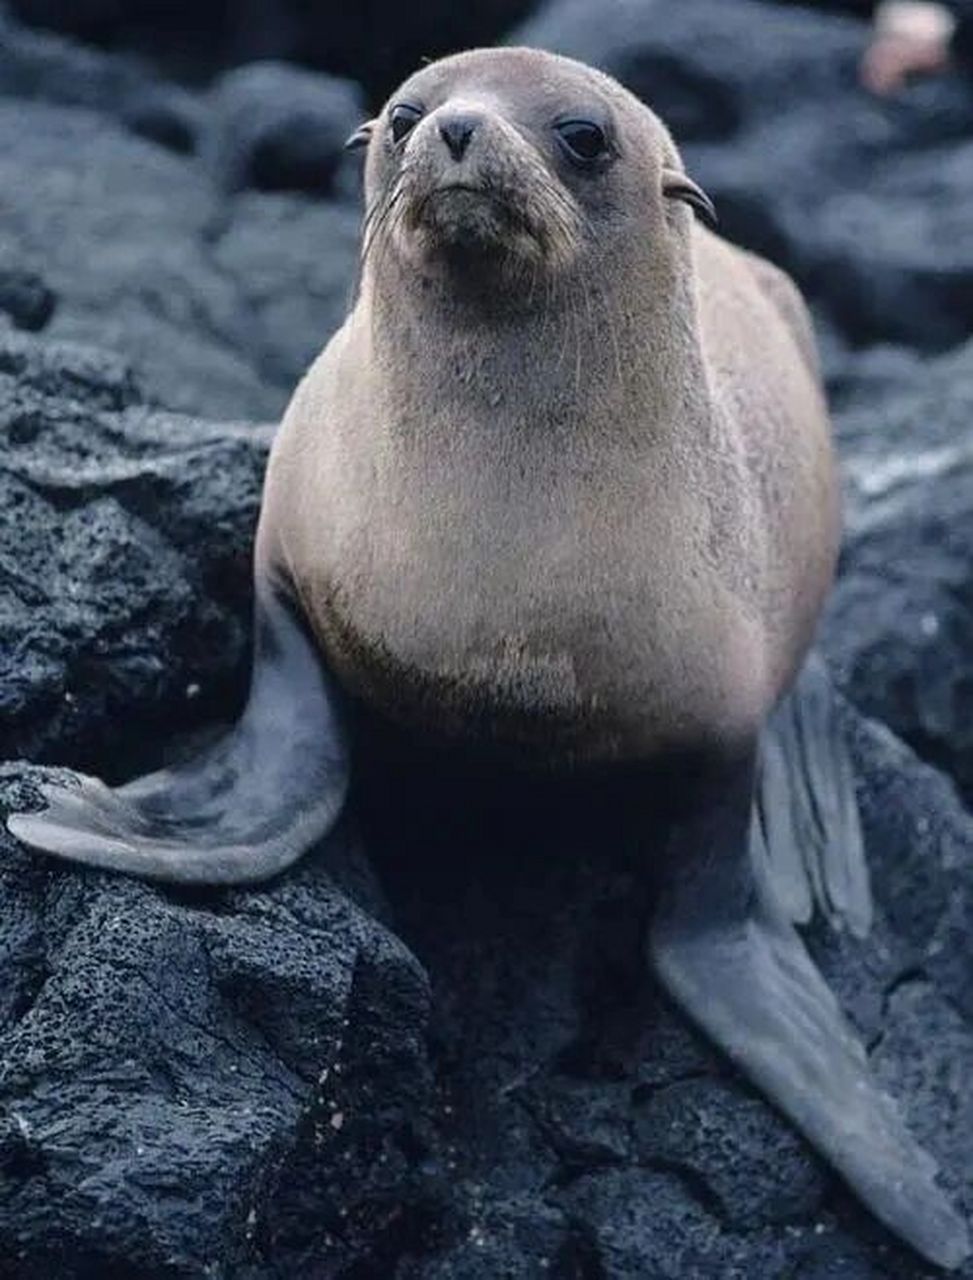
[0,4,203,152]
[825,338,973,803]
[0,773,432,1278]
[0,267,56,332]
[0,325,266,773]
[6,0,539,102]
[0,95,357,421]
[203,61,364,198]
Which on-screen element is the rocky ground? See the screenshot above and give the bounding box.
[1,0,972,1276]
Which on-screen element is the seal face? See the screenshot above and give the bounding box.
[362,67,602,282]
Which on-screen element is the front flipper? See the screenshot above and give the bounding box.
[6,584,349,884]
[648,747,970,1271]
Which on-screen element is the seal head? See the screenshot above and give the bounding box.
[355,48,713,292]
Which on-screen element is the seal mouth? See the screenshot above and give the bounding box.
[428,182,491,198]
[409,181,535,259]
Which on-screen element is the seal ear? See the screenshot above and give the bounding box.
[345,120,376,152]
[662,170,717,228]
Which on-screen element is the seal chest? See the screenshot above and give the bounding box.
[277,320,769,766]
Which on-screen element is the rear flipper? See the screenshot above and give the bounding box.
[751,652,871,938]
[648,658,970,1271]
[6,583,349,884]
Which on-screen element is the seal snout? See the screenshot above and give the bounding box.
[438,111,479,162]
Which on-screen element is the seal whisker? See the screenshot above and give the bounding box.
[573,283,586,402]
[361,179,402,251]
[361,157,419,272]
[553,283,576,375]
[368,199,405,323]
[356,190,401,299]
[595,278,626,392]
[361,186,405,269]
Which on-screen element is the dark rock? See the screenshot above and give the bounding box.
[516,0,867,138]
[0,94,357,420]
[632,1077,828,1229]
[0,766,432,1280]
[530,1075,633,1169]
[120,81,200,153]
[203,62,363,197]
[5,0,235,83]
[0,325,267,776]
[0,268,56,331]
[7,0,539,104]
[807,142,973,352]
[841,707,973,1033]
[397,1196,575,1278]
[0,324,140,409]
[557,1166,803,1277]
[824,339,973,801]
[825,340,922,412]
[0,5,204,153]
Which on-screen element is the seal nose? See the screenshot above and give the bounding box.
[438,113,478,161]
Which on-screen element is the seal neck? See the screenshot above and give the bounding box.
[360,249,708,445]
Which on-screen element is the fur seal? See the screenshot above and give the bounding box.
[7,47,968,1269]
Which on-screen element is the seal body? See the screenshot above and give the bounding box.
[264,53,836,769]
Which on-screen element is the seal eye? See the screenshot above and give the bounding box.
[555,119,609,165]
[390,102,424,144]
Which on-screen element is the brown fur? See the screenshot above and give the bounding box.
[259,47,839,768]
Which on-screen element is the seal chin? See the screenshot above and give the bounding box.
[420,185,512,251]
[405,183,546,274]
[396,173,584,283]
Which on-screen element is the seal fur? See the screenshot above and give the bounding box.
[276,53,833,766]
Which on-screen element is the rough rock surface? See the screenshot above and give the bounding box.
[0,2,203,152]
[0,95,359,422]
[0,775,431,1280]
[824,340,973,804]
[0,8,359,423]
[0,1,972,1277]
[0,325,267,774]
[202,62,363,197]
